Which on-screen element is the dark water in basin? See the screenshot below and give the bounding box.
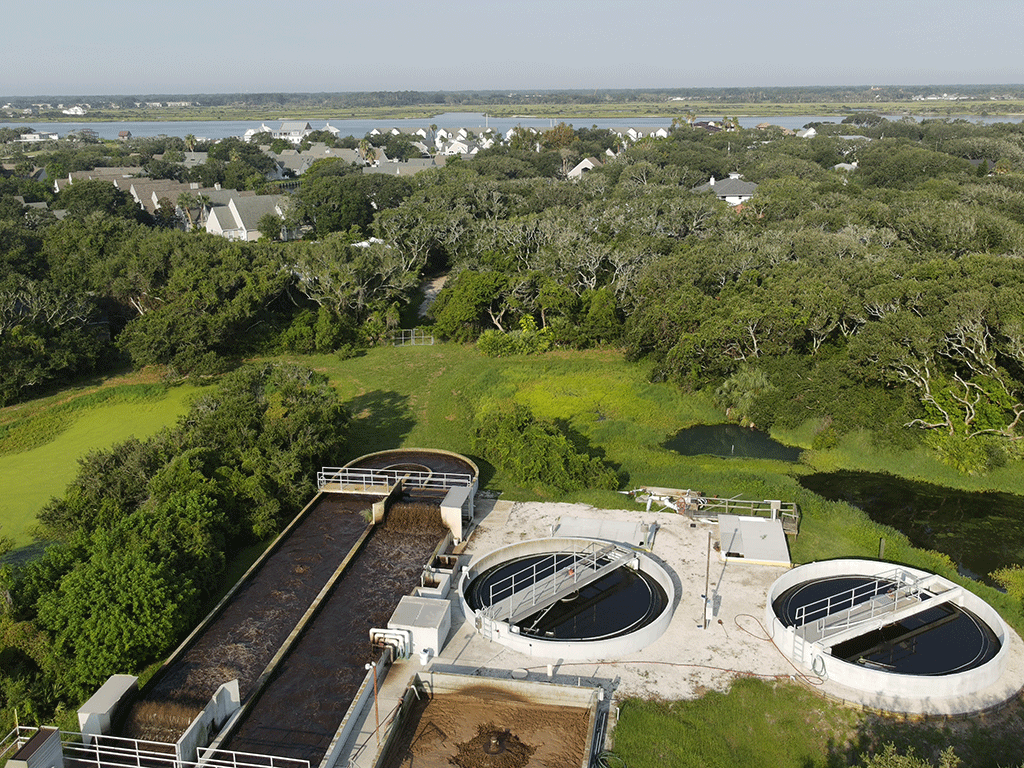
[466,553,667,640]
[773,576,1000,675]
[799,471,1024,581]
[664,424,802,462]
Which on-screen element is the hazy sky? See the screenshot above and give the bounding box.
[4,0,1021,96]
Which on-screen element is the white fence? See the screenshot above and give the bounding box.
[0,727,309,768]
[391,329,434,346]
[317,467,473,492]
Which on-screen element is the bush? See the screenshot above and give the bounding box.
[476,316,554,357]
[475,400,618,492]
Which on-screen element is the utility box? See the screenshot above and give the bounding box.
[77,674,137,744]
[388,596,451,657]
[8,727,63,768]
[440,485,472,543]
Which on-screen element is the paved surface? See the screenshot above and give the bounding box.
[438,499,798,701]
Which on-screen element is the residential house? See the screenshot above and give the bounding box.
[272,143,364,176]
[362,157,443,177]
[440,138,478,156]
[274,121,313,145]
[17,132,59,143]
[118,131,132,140]
[53,167,142,194]
[243,123,275,142]
[693,173,758,206]
[205,194,286,241]
[567,156,602,180]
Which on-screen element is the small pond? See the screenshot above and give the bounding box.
[664,424,803,462]
[799,470,1024,583]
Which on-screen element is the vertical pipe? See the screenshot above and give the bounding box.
[704,531,712,629]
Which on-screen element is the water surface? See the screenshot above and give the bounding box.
[664,424,802,462]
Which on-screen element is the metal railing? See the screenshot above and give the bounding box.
[0,727,309,768]
[317,467,472,492]
[483,542,630,623]
[692,497,800,531]
[0,726,35,763]
[794,568,922,643]
[196,746,309,768]
[63,733,180,768]
[392,329,434,346]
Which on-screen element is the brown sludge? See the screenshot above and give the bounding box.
[381,689,590,768]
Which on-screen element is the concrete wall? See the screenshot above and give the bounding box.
[765,559,1012,708]
[320,651,389,768]
[177,680,240,763]
[459,538,676,662]
[77,674,137,745]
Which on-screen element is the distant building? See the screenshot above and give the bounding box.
[693,173,758,206]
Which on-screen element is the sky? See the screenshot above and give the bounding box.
[3,0,1022,96]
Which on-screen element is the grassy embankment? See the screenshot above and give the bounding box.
[0,373,200,548]
[4,345,1024,765]
[10,100,1024,124]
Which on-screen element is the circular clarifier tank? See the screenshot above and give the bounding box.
[460,538,675,661]
[765,560,1018,714]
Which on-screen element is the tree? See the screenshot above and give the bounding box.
[474,400,619,492]
[258,212,283,241]
[60,179,144,221]
[36,540,197,699]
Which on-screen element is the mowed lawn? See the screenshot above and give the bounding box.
[0,384,198,546]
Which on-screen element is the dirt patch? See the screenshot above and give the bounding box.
[418,275,448,318]
[451,723,535,768]
[381,690,591,768]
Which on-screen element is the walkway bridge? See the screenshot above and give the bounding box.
[482,542,636,625]
[794,568,963,649]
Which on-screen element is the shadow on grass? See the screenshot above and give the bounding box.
[1,539,52,569]
[826,701,1024,768]
[555,418,629,488]
[342,389,416,455]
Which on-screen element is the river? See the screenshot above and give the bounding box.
[4,111,1020,141]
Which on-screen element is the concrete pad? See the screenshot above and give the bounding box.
[718,515,791,567]
[441,501,795,702]
[555,517,655,549]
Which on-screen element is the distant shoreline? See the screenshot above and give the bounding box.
[4,101,1024,125]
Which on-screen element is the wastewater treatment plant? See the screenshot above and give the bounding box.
[4,448,1024,768]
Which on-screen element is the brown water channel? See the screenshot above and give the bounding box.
[221,502,447,766]
[122,496,371,742]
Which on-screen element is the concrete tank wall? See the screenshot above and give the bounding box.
[459,537,676,662]
[765,559,1013,711]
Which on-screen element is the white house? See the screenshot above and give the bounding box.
[205,195,286,241]
[693,173,758,206]
[274,122,314,145]
[567,156,602,180]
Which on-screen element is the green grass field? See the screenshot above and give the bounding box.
[0,380,198,547]
[610,677,1024,768]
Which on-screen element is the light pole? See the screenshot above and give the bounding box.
[364,662,380,748]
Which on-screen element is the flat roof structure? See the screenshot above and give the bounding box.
[718,515,791,567]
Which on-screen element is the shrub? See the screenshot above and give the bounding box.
[474,400,618,492]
